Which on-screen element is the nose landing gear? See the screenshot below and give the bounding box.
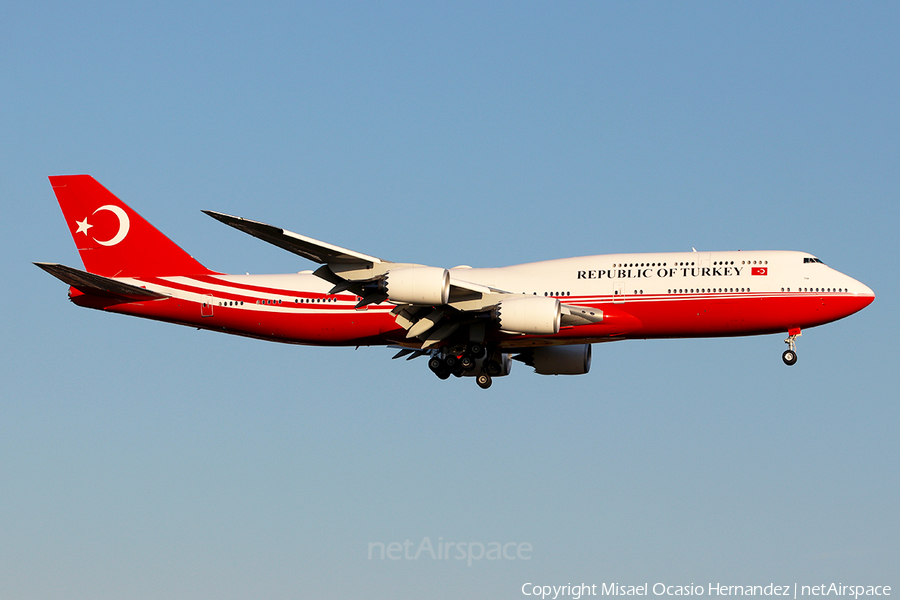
[783,328,801,366]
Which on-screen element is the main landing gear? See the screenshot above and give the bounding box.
[782,328,801,366]
[427,342,498,389]
[475,373,492,390]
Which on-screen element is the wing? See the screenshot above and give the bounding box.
[205,210,503,294]
[205,211,602,348]
[202,211,384,265]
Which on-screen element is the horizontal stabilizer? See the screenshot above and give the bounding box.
[34,262,168,300]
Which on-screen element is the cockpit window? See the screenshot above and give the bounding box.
[803,257,825,264]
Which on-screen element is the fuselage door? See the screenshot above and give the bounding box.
[201,295,214,317]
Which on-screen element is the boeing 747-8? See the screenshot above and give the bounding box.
[36,175,875,389]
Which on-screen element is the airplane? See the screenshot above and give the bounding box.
[36,175,875,389]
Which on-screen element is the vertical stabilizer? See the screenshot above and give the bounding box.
[49,175,212,277]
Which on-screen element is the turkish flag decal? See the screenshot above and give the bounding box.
[752,267,768,276]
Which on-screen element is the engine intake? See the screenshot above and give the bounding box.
[383,267,450,305]
[494,296,561,335]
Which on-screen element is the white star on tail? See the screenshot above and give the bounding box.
[75,218,92,235]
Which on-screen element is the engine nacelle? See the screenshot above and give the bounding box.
[530,344,592,375]
[383,266,450,305]
[495,296,561,335]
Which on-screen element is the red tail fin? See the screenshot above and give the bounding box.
[49,175,213,277]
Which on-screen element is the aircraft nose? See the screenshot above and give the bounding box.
[860,283,875,303]
[850,279,875,310]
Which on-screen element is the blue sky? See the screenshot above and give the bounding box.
[2,2,898,598]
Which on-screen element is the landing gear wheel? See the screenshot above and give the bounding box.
[460,356,476,372]
[468,342,485,359]
[428,357,444,373]
[444,354,458,369]
[783,329,800,366]
[485,359,502,376]
[782,350,798,366]
[476,373,493,389]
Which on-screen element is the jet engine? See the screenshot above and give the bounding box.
[494,296,561,335]
[382,266,450,305]
[519,344,592,375]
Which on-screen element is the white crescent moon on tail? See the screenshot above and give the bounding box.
[92,204,130,246]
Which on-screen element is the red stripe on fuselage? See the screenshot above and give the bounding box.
[73,290,397,345]
[73,283,873,348]
[616,292,872,338]
[139,275,385,312]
